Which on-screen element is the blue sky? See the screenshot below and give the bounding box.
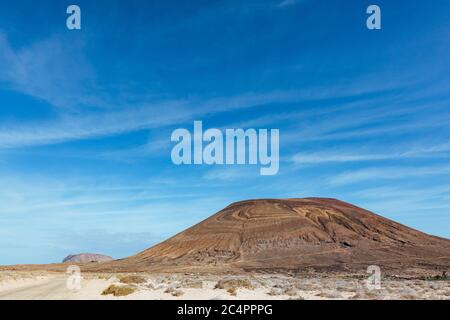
[0,0,449,264]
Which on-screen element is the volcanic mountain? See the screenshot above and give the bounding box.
[93,198,450,274]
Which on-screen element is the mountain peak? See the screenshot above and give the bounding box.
[88,198,450,274]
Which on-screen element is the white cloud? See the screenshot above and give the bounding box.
[0,29,443,152]
[352,184,450,200]
[0,99,193,148]
[292,143,450,164]
[204,166,258,181]
[330,165,450,186]
[0,32,100,109]
[277,0,298,8]
[0,82,410,150]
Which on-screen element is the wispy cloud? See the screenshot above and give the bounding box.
[0,32,102,109]
[352,184,450,200]
[1,25,435,151]
[0,84,413,150]
[292,142,450,164]
[276,0,299,8]
[330,165,450,186]
[0,100,190,149]
[203,166,259,181]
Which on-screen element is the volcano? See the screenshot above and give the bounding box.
[94,198,450,274]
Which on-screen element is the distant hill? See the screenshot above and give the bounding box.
[63,253,113,263]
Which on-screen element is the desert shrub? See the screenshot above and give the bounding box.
[350,292,365,300]
[283,287,298,297]
[101,284,136,296]
[317,290,343,299]
[144,283,156,290]
[119,275,147,284]
[227,287,237,296]
[215,279,254,290]
[164,287,184,296]
[164,287,176,294]
[267,288,282,296]
[399,288,420,300]
[350,288,382,300]
[296,283,314,291]
[441,290,450,297]
[181,280,203,289]
[363,289,381,299]
[401,293,419,300]
[422,272,449,281]
[289,295,305,300]
[257,279,267,287]
[172,289,184,297]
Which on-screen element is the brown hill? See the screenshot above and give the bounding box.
[93,198,450,274]
[63,253,113,263]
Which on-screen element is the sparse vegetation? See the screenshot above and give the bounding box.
[227,287,237,296]
[267,288,282,296]
[283,286,298,296]
[215,279,254,290]
[164,287,175,294]
[181,279,203,288]
[96,273,114,280]
[1,271,449,300]
[316,290,343,299]
[172,289,184,297]
[289,295,305,300]
[350,288,381,300]
[164,287,184,296]
[119,275,147,284]
[101,284,137,296]
[421,272,449,281]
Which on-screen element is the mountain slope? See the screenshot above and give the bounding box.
[98,198,450,274]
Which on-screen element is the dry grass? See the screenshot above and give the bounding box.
[95,273,114,280]
[119,275,147,284]
[267,288,282,296]
[227,287,237,296]
[215,279,254,290]
[289,295,305,300]
[350,289,381,300]
[398,288,420,300]
[181,279,203,289]
[283,287,298,297]
[164,287,175,294]
[164,287,184,297]
[172,289,184,297]
[316,290,343,299]
[101,284,137,296]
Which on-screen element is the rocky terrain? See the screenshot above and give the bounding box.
[0,271,448,300]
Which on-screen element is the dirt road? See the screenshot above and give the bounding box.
[0,276,73,299]
[0,274,110,300]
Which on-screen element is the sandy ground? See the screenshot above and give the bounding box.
[0,271,448,300]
